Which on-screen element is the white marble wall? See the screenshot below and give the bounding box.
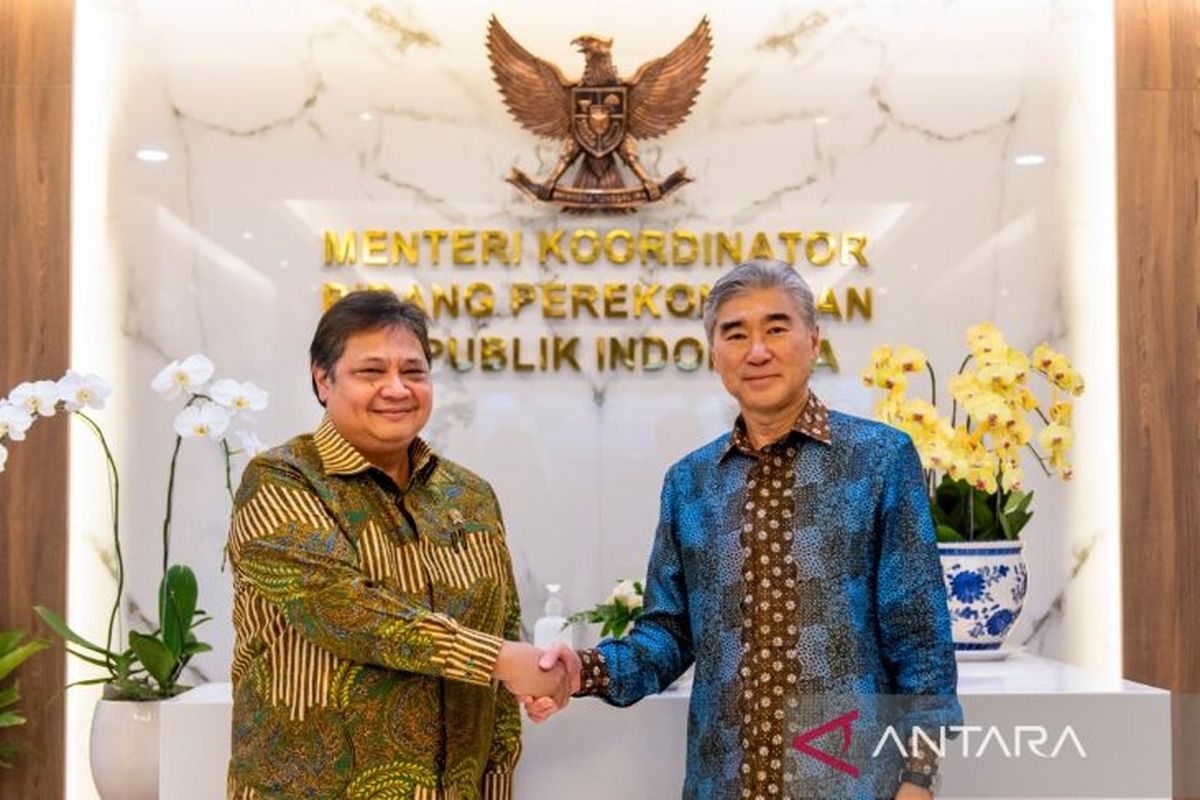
[68,0,1116,795]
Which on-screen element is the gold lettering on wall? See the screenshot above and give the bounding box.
[318,226,870,377]
[427,334,842,374]
[323,229,871,268]
[321,281,874,323]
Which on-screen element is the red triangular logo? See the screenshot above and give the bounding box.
[790,708,860,778]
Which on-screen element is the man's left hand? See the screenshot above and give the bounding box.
[895,782,933,800]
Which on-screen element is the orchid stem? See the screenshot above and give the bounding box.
[950,354,973,429]
[162,434,183,575]
[75,410,122,673]
[219,438,236,571]
[221,438,235,505]
[1025,443,1053,477]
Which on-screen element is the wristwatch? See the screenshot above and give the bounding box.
[899,769,934,789]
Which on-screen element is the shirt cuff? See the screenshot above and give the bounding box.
[574,647,611,696]
[481,769,514,800]
[903,749,939,777]
[443,623,504,686]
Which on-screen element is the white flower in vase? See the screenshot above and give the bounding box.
[151,354,215,400]
[174,402,232,439]
[57,370,112,412]
[9,380,61,417]
[0,402,35,441]
[210,379,269,415]
[607,579,644,610]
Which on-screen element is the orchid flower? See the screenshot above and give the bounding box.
[151,354,215,400]
[173,402,232,439]
[0,402,35,442]
[210,379,269,414]
[9,380,61,417]
[57,370,112,412]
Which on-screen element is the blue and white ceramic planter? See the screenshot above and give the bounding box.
[937,540,1027,651]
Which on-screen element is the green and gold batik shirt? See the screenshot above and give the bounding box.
[227,417,521,799]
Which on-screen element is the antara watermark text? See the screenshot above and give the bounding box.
[872,725,1088,760]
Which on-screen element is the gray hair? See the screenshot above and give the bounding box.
[702,259,817,344]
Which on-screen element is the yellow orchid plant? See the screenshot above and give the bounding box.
[861,323,1084,542]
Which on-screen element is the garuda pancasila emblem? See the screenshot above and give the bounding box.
[487,16,711,212]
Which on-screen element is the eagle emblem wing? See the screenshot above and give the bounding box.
[486,16,574,139]
[625,17,712,140]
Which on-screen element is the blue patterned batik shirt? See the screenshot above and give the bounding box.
[577,393,962,800]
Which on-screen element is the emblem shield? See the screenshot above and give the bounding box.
[571,86,627,158]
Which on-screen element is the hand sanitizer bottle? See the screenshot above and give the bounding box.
[533,583,573,648]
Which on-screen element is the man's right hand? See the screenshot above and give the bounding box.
[517,642,582,723]
[493,642,570,709]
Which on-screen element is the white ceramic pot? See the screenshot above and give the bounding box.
[937,540,1028,651]
[90,697,161,800]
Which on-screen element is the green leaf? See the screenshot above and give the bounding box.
[1005,510,1033,539]
[935,525,965,543]
[929,503,955,529]
[1003,490,1028,515]
[996,490,1035,539]
[128,632,176,688]
[33,606,112,657]
[0,631,23,654]
[932,477,970,531]
[970,488,998,536]
[998,505,1013,539]
[181,641,212,657]
[159,565,199,659]
[0,639,49,683]
[0,681,20,710]
[65,677,117,689]
[103,676,166,701]
[64,647,112,669]
[0,711,26,729]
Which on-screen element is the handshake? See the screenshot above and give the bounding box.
[493,641,582,722]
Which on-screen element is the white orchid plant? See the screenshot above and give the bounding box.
[2,355,269,700]
[150,354,268,573]
[564,579,645,638]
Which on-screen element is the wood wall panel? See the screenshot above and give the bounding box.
[0,1,73,797]
[1116,1,1200,797]
[1116,0,1200,90]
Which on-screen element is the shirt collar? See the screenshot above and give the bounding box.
[314,416,436,483]
[722,390,833,460]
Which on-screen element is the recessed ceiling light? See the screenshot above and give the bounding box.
[136,148,170,162]
[814,116,830,125]
[359,111,374,122]
[1013,153,1046,166]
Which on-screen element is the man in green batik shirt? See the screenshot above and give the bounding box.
[227,291,567,799]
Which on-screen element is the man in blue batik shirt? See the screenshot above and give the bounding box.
[525,260,962,800]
